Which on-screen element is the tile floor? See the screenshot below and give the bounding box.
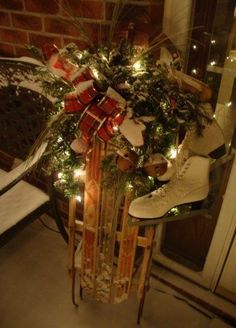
[0,216,233,328]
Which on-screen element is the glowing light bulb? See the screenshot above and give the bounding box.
[101,54,108,61]
[169,207,179,215]
[127,183,133,190]
[226,101,232,107]
[76,195,82,202]
[211,39,216,44]
[92,68,99,79]
[192,44,197,50]
[191,68,197,75]
[210,61,216,66]
[133,60,142,70]
[168,147,177,159]
[74,168,86,178]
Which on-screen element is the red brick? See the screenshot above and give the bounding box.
[0,28,28,44]
[0,0,23,11]
[106,3,150,22]
[0,43,15,56]
[62,0,104,20]
[15,45,31,57]
[25,0,59,14]
[0,11,10,26]
[29,33,62,48]
[82,22,109,45]
[63,37,88,50]
[44,17,78,37]
[12,13,42,31]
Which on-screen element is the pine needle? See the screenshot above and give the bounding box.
[107,0,129,48]
[28,110,68,160]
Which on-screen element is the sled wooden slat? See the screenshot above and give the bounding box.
[68,140,157,321]
[81,139,102,295]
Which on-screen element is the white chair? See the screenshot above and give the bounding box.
[0,58,68,246]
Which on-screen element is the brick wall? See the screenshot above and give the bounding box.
[0,0,163,57]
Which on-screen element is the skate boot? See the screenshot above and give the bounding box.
[129,155,211,219]
[158,118,225,182]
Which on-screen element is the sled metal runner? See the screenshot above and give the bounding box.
[128,207,212,227]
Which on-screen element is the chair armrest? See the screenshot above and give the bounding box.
[0,142,48,195]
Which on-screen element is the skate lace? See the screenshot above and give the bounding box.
[175,131,192,176]
[147,160,191,201]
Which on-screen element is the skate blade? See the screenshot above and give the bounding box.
[128,202,212,227]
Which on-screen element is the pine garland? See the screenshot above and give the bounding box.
[27,41,212,198]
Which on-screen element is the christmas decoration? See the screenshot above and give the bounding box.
[143,153,168,178]
[157,114,226,181]
[183,117,226,159]
[70,137,88,154]
[28,39,215,198]
[116,149,139,172]
[129,156,211,219]
[42,43,78,81]
[172,70,212,102]
[26,11,223,311]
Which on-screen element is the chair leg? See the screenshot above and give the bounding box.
[49,175,68,243]
[72,266,79,307]
[137,287,147,325]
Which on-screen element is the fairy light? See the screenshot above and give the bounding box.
[92,68,99,79]
[226,56,235,63]
[191,68,197,75]
[76,195,82,202]
[74,168,86,179]
[77,53,83,59]
[101,54,108,62]
[127,183,133,190]
[226,101,232,107]
[213,114,216,118]
[58,172,66,183]
[113,125,119,132]
[169,207,180,215]
[211,39,216,44]
[168,146,177,159]
[133,60,142,70]
[210,60,216,66]
[192,44,197,50]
